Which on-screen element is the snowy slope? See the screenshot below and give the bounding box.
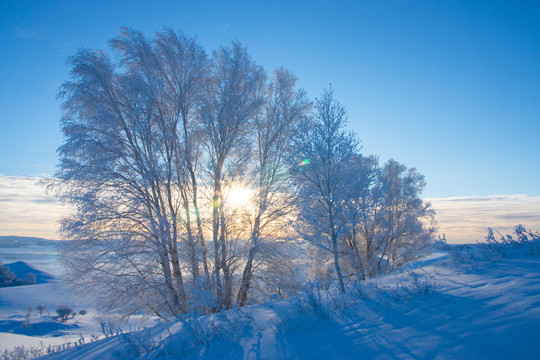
[0,237,157,357]
[0,238,104,354]
[32,249,540,360]
[0,266,101,353]
[4,261,54,284]
[0,236,62,275]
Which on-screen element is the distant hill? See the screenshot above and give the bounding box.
[0,236,61,248]
[3,261,54,284]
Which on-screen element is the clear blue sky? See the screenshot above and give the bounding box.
[1,0,539,198]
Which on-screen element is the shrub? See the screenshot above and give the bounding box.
[0,262,37,287]
[477,225,540,259]
[26,273,36,285]
[79,309,87,316]
[23,307,33,328]
[56,306,74,322]
[36,305,48,315]
[0,262,17,287]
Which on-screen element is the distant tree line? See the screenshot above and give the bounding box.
[48,27,435,318]
[0,262,36,287]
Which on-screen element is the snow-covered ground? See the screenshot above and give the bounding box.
[0,237,157,357]
[1,237,94,353]
[2,237,540,359]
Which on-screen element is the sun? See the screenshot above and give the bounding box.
[226,186,253,208]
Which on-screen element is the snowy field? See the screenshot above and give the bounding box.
[0,237,158,357]
[1,237,540,359]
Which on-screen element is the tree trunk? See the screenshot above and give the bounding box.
[220,200,232,309]
[183,202,200,282]
[237,215,261,306]
[331,226,346,293]
[212,184,224,309]
[191,180,211,286]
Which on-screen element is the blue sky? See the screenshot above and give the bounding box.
[1,0,539,240]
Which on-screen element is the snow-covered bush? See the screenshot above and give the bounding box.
[120,327,159,357]
[437,225,540,266]
[56,305,73,322]
[189,309,254,346]
[145,308,255,358]
[1,346,44,360]
[436,235,476,265]
[0,334,95,360]
[407,272,435,297]
[348,280,380,300]
[298,283,331,320]
[98,318,123,338]
[36,305,48,315]
[270,282,336,335]
[478,225,540,257]
[25,273,36,285]
[0,263,35,287]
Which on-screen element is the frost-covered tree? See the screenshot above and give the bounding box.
[0,262,17,287]
[0,262,33,287]
[36,305,48,315]
[49,27,309,316]
[290,89,435,289]
[198,41,266,309]
[236,68,310,306]
[345,158,436,278]
[290,87,360,293]
[376,160,435,272]
[49,27,436,317]
[51,27,211,317]
[56,305,73,322]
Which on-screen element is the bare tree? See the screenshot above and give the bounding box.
[374,160,436,273]
[152,28,212,287]
[236,68,310,306]
[198,40,266,309]
[290,87,359,293]
[49,27,436,318]
[345,158,436,278]
[52,28,211,317]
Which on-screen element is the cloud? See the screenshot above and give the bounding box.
[0,175,67,239]
[428,194,540,243]
[2,174,538,244]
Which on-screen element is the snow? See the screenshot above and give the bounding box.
[2,238,540,359]
[0,256,100,354]
[0,237,156,357]
[3,262,54,284]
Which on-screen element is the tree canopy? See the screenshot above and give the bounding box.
[50,27,435,318]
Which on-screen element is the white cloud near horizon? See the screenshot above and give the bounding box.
[429,194,540,243]
[1,175,539,243]
[0,174,67,239]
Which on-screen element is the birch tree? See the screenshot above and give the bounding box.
[344,158,436,279]
[290,87,359,293]
[236,68,310,306]
[52,28,210,317]
[49,27,436,317]
[198,41,266,309]
[373,159,435,273]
